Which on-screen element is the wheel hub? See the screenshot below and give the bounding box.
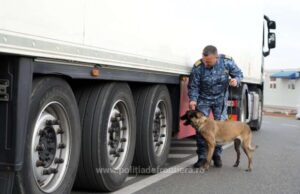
[107,101,130,170]
[31,102,71,193]
[38,125,57,168]
[152,101,167,156]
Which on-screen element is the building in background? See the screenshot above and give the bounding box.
[264,69,300,115]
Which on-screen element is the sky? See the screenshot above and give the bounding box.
[264,0,300,70]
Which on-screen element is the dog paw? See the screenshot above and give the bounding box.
[203,164,210,171]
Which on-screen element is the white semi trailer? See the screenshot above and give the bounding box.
[0,0,276,193]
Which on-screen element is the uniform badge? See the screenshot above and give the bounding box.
[224,55,233,60]
[194,59,202,67]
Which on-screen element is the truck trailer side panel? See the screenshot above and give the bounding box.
[1,0,263,82]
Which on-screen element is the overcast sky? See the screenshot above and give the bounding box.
[264,0,300,70]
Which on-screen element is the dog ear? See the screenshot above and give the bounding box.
[180,111,191,126]
[196,112,205,118]
[180,111,188,120]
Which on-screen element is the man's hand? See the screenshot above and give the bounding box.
[189,101,197,110]
[229,78,238,87]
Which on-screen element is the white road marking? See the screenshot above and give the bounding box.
[168,154,191,158]
[281,124,299,128]
[113,143,233,194]
[125,176,136,182]
[170,147,197,151]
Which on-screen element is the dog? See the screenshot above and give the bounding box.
[180,110,258,172]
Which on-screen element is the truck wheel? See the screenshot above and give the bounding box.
[133,85,172,172]
[74,82,136,192]
[14,77,81,194]
[239,84,248,123]
[250,89,263,131]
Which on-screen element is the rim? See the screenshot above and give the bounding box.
[31,101,71,193]
[152,100,168,157]
[258,99,263,125]
[106,100,130,170]
[240,94,247,122]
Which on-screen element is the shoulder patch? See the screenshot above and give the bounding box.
[224,55,233,60]
[194,59,202,67]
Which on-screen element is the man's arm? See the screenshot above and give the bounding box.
[225,58,243,86]
[188,66,201,103]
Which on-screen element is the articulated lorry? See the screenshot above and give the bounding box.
[0,0,275,193]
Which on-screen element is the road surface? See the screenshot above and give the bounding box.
[73,115,300,194]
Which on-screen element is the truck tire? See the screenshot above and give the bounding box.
[13,77,81,194]
[133,85,172,172]
[74,82,136,192]
[250,89,263,131]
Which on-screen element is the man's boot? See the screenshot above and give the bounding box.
[213,155,222,168]
[193,158,207,168]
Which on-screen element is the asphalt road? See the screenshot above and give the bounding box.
[73,115,300,194]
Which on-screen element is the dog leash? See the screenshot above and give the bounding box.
[229,85,233,120]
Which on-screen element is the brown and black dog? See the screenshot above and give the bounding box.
[180,110,258,172]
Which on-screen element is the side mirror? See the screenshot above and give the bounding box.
[268,20,276,30]
[263,15,276,57]
[268,33,276,49]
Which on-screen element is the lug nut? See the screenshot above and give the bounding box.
[36,160,46,167]
[43,168,58,175]
[49,168,58,174]
[155,141,163,146]
[108,128,115,133]
[110,149,116,155]
[58,143,66,149]
[117,117,124,121]
[57,128,64,134]
[36,145,44,152]
[108,140,113,145]
[42,169,50,175]
[46,120,60,126]
[54,158,64,164]
[118,148,124,153]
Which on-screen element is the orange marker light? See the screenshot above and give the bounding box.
[91,66,100,77]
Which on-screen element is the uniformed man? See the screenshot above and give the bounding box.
[188,45,243,168]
